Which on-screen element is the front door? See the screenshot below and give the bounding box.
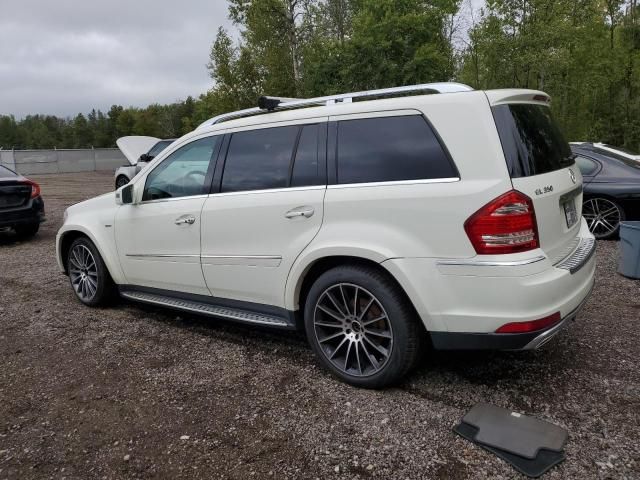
[115,135,221,295]
[200,121,327,308]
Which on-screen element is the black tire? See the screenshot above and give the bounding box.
[67,237,116,307]
[14,223,40,238]
[304,264,422,389]
[115,176,129,190]
[582,197,625,240]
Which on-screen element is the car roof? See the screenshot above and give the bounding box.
[194,85,549,136]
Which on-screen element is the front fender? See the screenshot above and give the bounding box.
[56,223,125,284]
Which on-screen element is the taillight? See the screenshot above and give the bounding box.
[495,312,561,334]
[24,180,41,199]
[464,190,539,255]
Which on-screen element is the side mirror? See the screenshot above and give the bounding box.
[115,183,135,205]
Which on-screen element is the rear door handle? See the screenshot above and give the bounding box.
[175,215,196,225]
[285,206,315,219]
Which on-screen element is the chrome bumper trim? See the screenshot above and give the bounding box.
[437,255,546,267]
[554,237,596,274]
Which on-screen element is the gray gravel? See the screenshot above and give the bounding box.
[0,171,639,479]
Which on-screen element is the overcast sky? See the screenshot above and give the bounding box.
[0,0,236,118]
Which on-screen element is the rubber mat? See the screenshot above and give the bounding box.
[454,422,565,478]
[461,403,567,459]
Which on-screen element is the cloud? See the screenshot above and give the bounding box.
[0,0,236,118]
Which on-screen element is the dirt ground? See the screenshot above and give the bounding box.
[0,171,638,480]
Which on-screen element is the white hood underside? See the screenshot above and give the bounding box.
[116,136,160,165]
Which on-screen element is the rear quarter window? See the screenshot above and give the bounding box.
[336,115,457,184]
[492,104,574,178]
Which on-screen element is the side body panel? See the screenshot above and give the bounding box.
[114,197,210,295]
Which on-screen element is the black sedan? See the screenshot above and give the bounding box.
[0,165,45,238]
[571,143,640,239]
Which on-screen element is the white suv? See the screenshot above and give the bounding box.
[56,83,596,388]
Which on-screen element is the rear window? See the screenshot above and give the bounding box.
[492,104,574,178]
[336,115,457,184]
[575,156,599,176]
[0,165,18,178]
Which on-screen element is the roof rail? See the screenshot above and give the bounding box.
[196,82,473,130]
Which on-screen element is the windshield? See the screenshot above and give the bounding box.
[492,104,574,178]
[147,140,173,159]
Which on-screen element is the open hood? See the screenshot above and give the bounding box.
[117,136,160,165]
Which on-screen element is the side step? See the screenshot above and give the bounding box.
[120,290,293,329]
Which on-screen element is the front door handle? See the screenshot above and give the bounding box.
[285,206,315,219]
[175,215,196,225]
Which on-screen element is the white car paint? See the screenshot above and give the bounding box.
[57,86,595,345]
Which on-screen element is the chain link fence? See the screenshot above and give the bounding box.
[0,148,127,175]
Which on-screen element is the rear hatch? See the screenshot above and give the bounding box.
[489,91,581,263]
[0,166,31,210]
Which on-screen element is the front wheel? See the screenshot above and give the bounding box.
[304,265,422,388]
[582,197,625,239]
[67,237,116,306]
[115,175,129,190]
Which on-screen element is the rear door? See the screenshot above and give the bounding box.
[490,97,582,262]
[200,120,327,308]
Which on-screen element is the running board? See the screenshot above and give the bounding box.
[120,290,293,328]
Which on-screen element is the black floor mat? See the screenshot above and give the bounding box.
[462,403,567,459]
[454,422,566,478]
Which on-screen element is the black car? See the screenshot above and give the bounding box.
[0,165,45,238]
[571,143,640,239]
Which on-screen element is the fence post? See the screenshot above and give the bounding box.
[55,147,60,174]
[92,146,97,172]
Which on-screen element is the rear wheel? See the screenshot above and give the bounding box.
[304,265,422,388]
[115,175,129,190]
[14,223,39,238]
[582,197,624,239]
[67,237,116,306]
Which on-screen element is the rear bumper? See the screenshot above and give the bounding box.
[430,280,593,350]
[382,219,596,348]
[0,196,45,228]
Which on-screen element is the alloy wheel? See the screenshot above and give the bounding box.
[69,244,99,301]
[313,283,393,377]
[582,198,621,238]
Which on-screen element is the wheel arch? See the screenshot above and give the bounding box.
[288,252,429,335]
[57,227,124,283]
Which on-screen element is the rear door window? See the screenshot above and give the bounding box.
[221,126,299,193]
[492,104,574,178]
[336,115,457,184]
[291,124,322,187]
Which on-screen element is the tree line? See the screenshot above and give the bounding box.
[1,0,639,151]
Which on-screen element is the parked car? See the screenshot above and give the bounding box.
[114,137,175,189]
[571,143,640,239]
[571,142,640,163]
[57,84,595,388]
[0,165,44,237]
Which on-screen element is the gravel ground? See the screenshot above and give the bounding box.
[0,171,639,480]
